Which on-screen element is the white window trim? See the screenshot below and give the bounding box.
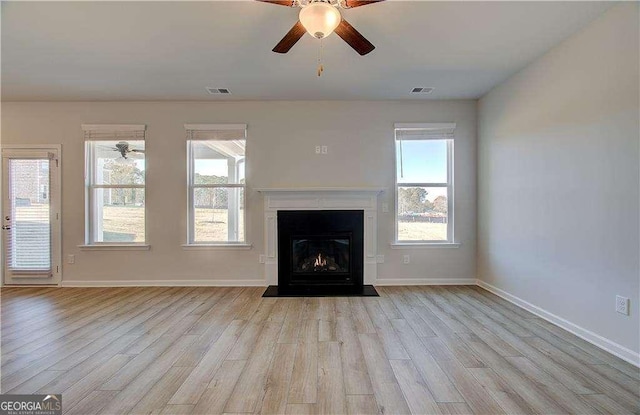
[83,124,148,247]
[393,123,456,245]
[185,124,248,246]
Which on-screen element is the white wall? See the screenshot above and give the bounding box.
[478,3,639,358]
[1,100,477,284]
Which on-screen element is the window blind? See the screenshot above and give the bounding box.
[6,158,52,276]
[394,123,456,140]
[82,124,146,141]
[184,124,247,141]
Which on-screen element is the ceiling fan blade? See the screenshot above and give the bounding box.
[273,21,306,54]
[343,0,385,8]
[334,19,375,56]
[255,0,295,6]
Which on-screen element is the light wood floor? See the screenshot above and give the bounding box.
[1,286,638,415]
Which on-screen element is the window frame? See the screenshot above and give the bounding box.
[185,124,248,246]
[393,123,456,245]
[82,124,147,247]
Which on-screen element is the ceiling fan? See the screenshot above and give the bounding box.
[111,142,144,160]
[258,0,384,56]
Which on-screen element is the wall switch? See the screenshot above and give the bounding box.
[315,146,321,154]
[376,255,384,264]
[67,254,75,264]
[259,254,266,264]
[321,145,328,154]
[403,255,410,264]
[616,295,629,315]
[382,202,389,213]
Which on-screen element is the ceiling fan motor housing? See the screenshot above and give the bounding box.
[299,1,341,39]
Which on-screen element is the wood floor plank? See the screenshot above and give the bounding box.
[581,393,636,415]
[390,319,464,403]
[278,299,305,344]
[130,366,193,414]
[346,395,381,415]
[191,360,246,415]
[458,333,568,415]
[285,404,316,414]
[531,318,639,375]
[288,319,319,404]
[363,298,410,360]
[467,367,535,415]
[168,319,247,405]
[99,335,199,414]
[317,341,347,414]
[358,332,412,414]
[224,320,284,413]
[259,343,298,414]
[66,390,120,415]
[2,286,636,415]
[504,355,604,414]
[99,315,200,391]
[390,359,442,415]
[349,297,376,334]
[62,354,134,411]
[437,402,474,415]
[336,316,374,395]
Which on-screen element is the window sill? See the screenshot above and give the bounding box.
[78,244,150,251]
[182,243,253,251]
[390,242,461,249]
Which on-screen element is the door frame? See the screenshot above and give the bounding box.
[1,144,62,286]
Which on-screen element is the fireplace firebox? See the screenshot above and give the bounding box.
[276,210,364,295]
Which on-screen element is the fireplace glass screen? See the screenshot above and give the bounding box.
[292,238,350,274]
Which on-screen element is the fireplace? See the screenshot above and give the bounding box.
[277,210,364,295]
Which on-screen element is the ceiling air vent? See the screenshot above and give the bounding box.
[206,87,231,95]
[411,87,434,94]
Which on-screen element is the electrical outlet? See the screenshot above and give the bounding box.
[403,255,410,264]
[321,145,328,154]
[259,254,266,264]
[616,295,629,315]
[376,255,384,264]
[315,146,321,154]
[67,254,75,264]
[382,202,389,213]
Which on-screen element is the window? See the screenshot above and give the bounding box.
[83,124,146,245]
[394,123,455,243]
[186,124,246,244]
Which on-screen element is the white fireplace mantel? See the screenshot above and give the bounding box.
[256,188,385,286]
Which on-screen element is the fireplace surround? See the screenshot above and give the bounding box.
[257,188,383,296]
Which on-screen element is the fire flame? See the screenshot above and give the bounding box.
[314,253,327,268]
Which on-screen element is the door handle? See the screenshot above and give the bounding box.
[2,225,11,230]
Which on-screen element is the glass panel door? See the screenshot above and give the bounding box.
[3,149,60,284]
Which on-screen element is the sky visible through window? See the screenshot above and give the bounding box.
[396,139,448,201]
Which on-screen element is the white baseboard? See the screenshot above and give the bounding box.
[375,278,476,286]
[476,279,640,368]
[61,279,267,288]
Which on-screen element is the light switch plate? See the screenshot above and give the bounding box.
[616,295,630,315]
[259,254,266,264]
[315,146,321,154]
[382,202,389,213]
[321,145,328,154]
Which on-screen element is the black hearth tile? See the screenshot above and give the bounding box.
[262,285,379,297]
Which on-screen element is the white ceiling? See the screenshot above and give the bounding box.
[1,1,611,101]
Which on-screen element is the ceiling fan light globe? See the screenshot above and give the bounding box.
[299,2,341,39]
